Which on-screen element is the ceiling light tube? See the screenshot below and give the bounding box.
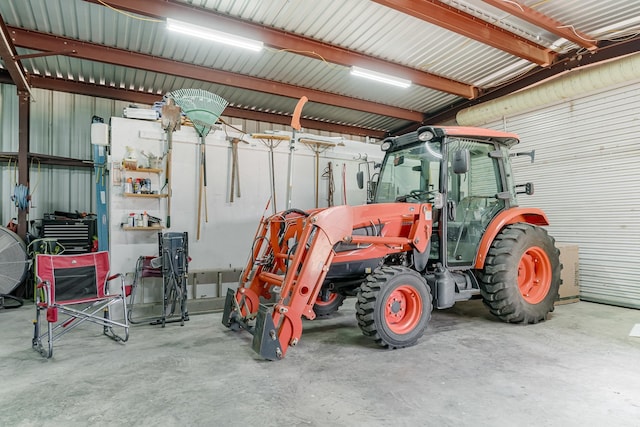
[350,66,411,88]
[166,18,263,52]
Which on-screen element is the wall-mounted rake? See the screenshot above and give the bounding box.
[167,89,228,240]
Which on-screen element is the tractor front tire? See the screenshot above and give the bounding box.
[356,266,432,349]
[478,223,561,323]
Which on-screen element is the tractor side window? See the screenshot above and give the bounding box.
[446,139,505,265]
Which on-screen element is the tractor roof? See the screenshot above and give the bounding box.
[383,126,520,152]
[435,126,520,147]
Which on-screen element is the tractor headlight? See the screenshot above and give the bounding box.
[380,139,394,151]
[418,130,434,142]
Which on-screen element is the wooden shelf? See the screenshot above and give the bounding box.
[124,167,163,174]
[122,226,164,231]
[123,193,168,198]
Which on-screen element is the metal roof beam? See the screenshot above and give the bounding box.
[8,27,423,125]
[372,0,555,66]
[0,70,386,138]
[0,13,31,93]
[482,0,597,51]
[84,0,476,99]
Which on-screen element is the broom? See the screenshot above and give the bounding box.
[167,89,229,240]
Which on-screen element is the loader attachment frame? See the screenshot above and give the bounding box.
[223,203,432,359]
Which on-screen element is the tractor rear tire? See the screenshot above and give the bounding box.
[313,287,346,318]
[478,223,561,323]
[356,266,432,349]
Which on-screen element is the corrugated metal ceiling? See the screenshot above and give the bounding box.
[0,0,639,137]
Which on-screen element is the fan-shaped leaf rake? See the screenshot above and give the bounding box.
[168,89,228,240]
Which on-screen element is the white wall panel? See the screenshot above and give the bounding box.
[108,117,383,283]
[485,82,640,309]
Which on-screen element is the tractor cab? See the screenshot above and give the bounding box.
[372,126,522,269]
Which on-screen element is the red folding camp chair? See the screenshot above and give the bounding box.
[32,251,130,358]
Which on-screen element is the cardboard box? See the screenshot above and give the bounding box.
[556,244,580,304]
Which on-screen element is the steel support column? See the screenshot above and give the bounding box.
[17,90,30,239]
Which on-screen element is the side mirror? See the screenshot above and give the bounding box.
[452,149,470,174]
[515,182,535,195]
[511,150,536,163]
[356,170,364,189]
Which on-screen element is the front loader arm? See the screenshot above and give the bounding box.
[222,203,432,360]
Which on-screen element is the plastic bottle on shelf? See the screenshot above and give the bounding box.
[124,177,133,193]
[142,211,149,228]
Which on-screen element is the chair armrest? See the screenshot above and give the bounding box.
[105,273,130,296]
[107,273,122,281]
[35,280,52,306]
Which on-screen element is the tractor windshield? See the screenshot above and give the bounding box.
[374,140,442,203]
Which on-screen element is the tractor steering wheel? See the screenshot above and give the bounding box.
[397,189,436,203]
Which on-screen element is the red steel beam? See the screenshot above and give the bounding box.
[372,0,555,66]
[14,73,387,138]
[0,13,32,239]
[482,0,598,51]
[16,90,29,239]
[7,27,423,124]
[85,0,476,99]
[0,14,30,91]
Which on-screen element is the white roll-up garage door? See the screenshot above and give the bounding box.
[484,81,640,309]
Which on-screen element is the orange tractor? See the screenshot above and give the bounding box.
[222,126,561,360]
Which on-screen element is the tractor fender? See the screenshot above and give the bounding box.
[473,207,549,269]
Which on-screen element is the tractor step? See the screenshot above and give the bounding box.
[252,303,283,361]
[221,288,237,328]
[221,288,258,332]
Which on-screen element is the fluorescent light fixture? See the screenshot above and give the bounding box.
[350,66,411,88]
[166,18,263,52]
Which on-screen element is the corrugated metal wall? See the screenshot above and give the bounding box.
[0,83,368,230]
[1,85,132,228]
[486,81,640,309]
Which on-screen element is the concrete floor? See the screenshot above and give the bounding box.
[1,299,639,426]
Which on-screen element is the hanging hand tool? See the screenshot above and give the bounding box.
[299,138,339,208]
[168,89,229,240]
[322,161,335,207]
[285,96,308,210]
[251,134,289,214]
[228,137,245,203]
[161,98,181,228]
[342,163,348,205]
[198,138,206,229]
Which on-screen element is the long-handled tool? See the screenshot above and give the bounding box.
[168,89,228,240]
[251,96,309,214]
[285,96,308,210]
[161,98,181,228]
[228,137,245,203]
[299,138,341,208]
[251,134,289,214]
[323,161,335,207]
